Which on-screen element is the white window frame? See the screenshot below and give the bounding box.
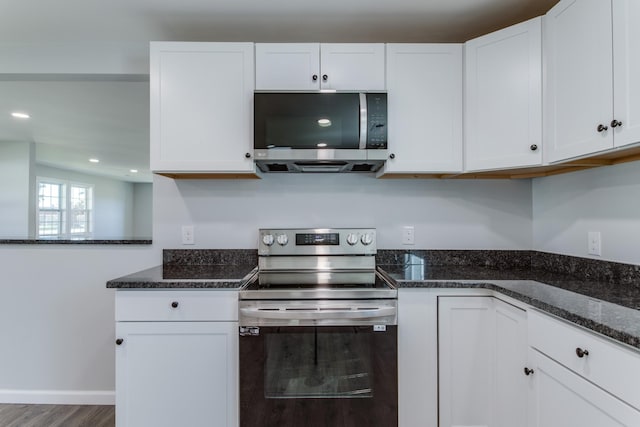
[36,177,94,239]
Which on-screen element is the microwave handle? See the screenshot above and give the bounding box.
[359,93,368,149]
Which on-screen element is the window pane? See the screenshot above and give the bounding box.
[38,182,62,210]
[38,211,61,236]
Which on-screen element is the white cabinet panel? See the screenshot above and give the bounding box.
[255,43,385,91]
[150,42,255,173]
[529,309,640,411]
[255,43,320,90]
[465,17,542,171]
[528,349,640,427]
[381,44,463,174]
[613,0,640,148]
[320,43,386,91]
[397,289,438,427]
[494,300,528,427]
[439,296,495,427]
[116,321,238,427]
[544,0,614,162]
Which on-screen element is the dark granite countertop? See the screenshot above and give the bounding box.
[107,264,257,289]
[0,239,152,245]
[380,264,640,349]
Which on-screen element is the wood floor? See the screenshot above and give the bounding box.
[0,404,114,427]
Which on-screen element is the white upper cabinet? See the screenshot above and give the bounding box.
[464,17,542,171]
[150,42,255,174]
[545,0,640,163]
[380,44,463,175]
[255,43,385,91]
[255,43,321,91]
[613,0,640,148]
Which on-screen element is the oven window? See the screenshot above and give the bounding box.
[264,327,373,399]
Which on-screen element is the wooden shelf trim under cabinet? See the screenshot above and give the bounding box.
[380,144,640,179]
[156,172,261,179]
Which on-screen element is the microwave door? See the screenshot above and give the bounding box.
[254,93,361,150]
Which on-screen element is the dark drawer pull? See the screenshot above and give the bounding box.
[115,338,124,346]
[576,347,589,358]
[171,301,179,309]
[524,367,534,376]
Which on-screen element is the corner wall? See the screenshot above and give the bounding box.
[532,160,640,265]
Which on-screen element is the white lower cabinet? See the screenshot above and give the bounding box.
[397,289,439,427]
[438,296,527,427]
[115,290,238,427]
[528,348,640,427]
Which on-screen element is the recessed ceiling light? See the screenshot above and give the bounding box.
[317,118,332,127]
[317,142,328,148]
[130,169,138,173]
[89,158,100,163]
[11,112,30,119]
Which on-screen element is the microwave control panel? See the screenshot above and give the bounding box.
[366,93,388,149]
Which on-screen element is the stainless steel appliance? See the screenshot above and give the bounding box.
[254,93,388,172]
[239,228,398,427]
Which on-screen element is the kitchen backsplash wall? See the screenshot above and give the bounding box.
[533,161,640,266]
[152,173,533,250]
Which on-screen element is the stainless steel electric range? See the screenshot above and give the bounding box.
[238,228,398,427]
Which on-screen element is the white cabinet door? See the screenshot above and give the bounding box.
[494,300,528,427]
[320,44,386,91]
[465,17,542,171]
[255,43,321,90]
[255,43,385,91]
[613,0,640,148]
[381,44,463,174]
[544,0,614,163]
[528,348,640,427]
[150,42,255,173]
[439,296,495,427]
[116,321,238,427]
[397,289,438,427]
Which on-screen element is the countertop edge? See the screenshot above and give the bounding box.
[394,278,640,350]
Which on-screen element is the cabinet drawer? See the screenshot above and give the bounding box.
[116,290,238,322]
[528,310,640,410]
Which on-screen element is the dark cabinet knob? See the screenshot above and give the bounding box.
[245,152,251,159]
[115,338,124,346]
[389,153,395,159]
[597,124,608,132]
[322,74,328,82]
[530,144,538,151]
[611,119,623,128]
[523,367,534,376]
[171,301,179,309]
[312,74,318,81]
[576,347,589,358]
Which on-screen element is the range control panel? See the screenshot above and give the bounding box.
[258,228,377,256]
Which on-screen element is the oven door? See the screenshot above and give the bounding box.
[239,324,397,427]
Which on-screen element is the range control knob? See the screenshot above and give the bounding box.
[346,233,359,246]
[262,234,275,246]
[276,234,289,246]
[361,233,374,246]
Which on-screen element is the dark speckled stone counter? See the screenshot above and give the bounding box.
[107,264,257,289]
[380,261,640,349]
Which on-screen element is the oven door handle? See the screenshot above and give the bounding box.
[239,306,396,320]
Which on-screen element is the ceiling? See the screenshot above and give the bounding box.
[2,0,559,43]
[0,0,559,183]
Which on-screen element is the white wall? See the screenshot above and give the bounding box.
[0,245,158,402]
[533,161,640,265]
[132,183,153,239]
[0,142,33,238]
[153,173,533,250]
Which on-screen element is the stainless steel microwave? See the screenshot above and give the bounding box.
[254,92,388,173]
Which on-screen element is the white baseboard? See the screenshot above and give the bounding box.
[0,389,115,405]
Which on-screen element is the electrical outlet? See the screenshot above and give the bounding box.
[182,225,195,245]
[402,226,415,245]
[587,231,601,256]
